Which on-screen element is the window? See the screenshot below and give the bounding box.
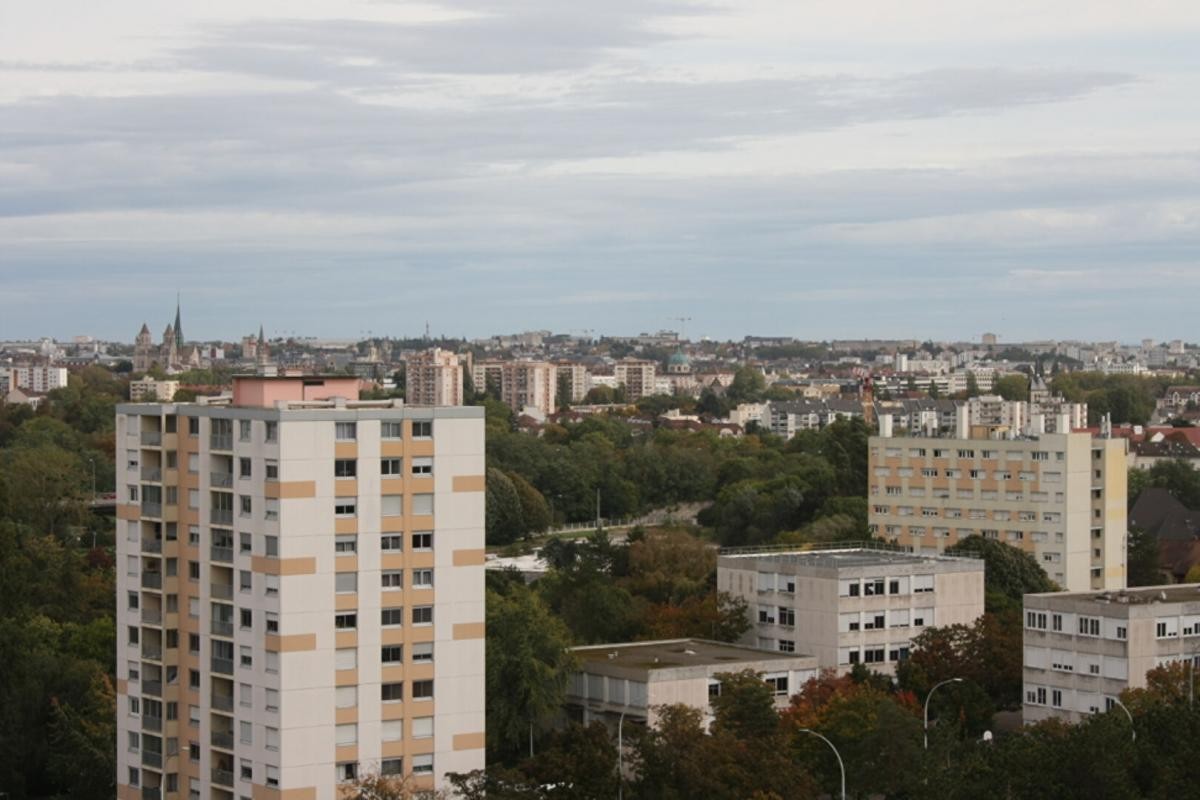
[381,758,403,776]
[1078,616,1100,637]
[764,675,788,696]
[412,716,434,738]
[239,457,251,479]
[863,579,885,596]
[335,573,358,594]
[266,612,279,634]
[336,686,357,709]
[412,532,433,551]
[411,457,433,476]
[265,421,277,442]
[411,494,434,515]
[240,682,253,708]
[240,645,253,668]
[382,535,403,552]
[127,590,139,610]
[239,532,252,553]
[335,612,358,630]
[413,680,434,700]
[412,606,433,625]
[382,421,402,439]
[239,495,252,517]
[382,571,403,589]
[382,608,404,627]
[381,495,403,517]
[336,648,357,671]
[412,755,433,775]
[240,721,253,744]
[187,417,200,436]
[240,608,253,629]
[129,767,140,788]
[264,535,278,557]
[265,460,278,480]
[266,765,280,787]
[265,574,279,596]
[778,639,795,653]
[1051,689,1063,708]
[382,682,404,702]
[413,569,433,588]
[128,731,140,752]
[335,535,357,554]
[412,421,432,438]
[334,499,356,517]
[777,606,794,626]
[239,419,252,441]
[335,422,357,441]
[239,570,252,592]
[266,728,280,752]
[382,720,404,742]
[334,459,357,478]
[381,457,402,476]
[240,759,253,782]
[1026,611,1048,630]
[412,642,433,663]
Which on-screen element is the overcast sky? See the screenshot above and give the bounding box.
[2,1,1198,343]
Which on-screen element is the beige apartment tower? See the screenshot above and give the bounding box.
[867,432,1128,592]
[404,348,463,407]
[115,375,485,800]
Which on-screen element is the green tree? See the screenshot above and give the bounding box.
[1146,459,1200,509]
[726,366,766,404]
[507,471,551,535]
[710,670,780,740]
[948,535,1056,613]
[486,586,578,764]
[965,371,980,396]
[993,374,1030,401]
[1127,526,1162,586]
[486,468,525,546]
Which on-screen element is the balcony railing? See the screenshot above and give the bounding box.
[211,731,234,750]
[211,583,233,600]
[212,693,235,712]
[142,786,162,800]
[211,768,234,787]
[210,471,233,489]
[142,750,163,769]
[141,572,162,590]
[210,434,233,451]
[142,679,162,697]
[141,502,163,518]
[211,619,233,637]
[142,714,162,732]
[210,546,233,564]
[141,645,163,661]
[211,508,233,525]
[141,539,162,554]
[140,467,162,482]
[141,431,162,446]
[141,608,162,625]
[211,656,234,675]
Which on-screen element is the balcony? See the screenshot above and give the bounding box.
[212,693,235,712]
[211,656,234,675]
[142,680,163,698]
[141,539,162,554]
[211,508,233,525]
[211,619,234,637]
[141,645,163,662]
[211,731,234,750]
[211,768,234,787]
[210,434,233,451]
[140,467,162,482]
[142,714,162,733]
[141,431,162,446]
[141,572,162,590]
[210,546,233,564]
[142,750,163,769]
[141,502,163,518]
[210,471,233,489]
[142,787,162,800]
[141,608,162,625]
[211,583,233,600]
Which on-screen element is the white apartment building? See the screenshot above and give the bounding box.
[718,546,984,675]
[131,379,181,402]
[114,375,485,800]
[0,363,69,392]
[613,358,657,402]
[868,430,1128,592]
[404,349,463,407]
[555,363,590,404]
[472,360,557,416]
[566,639,817,729]
[1023,585,1200,724]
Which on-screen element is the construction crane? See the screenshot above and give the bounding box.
[669,316,692,342]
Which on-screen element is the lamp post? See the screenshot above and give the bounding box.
[924,677,964,749]
[1111,698,1136,742]
[85,456,97,548]
[797,728,845,800]
[617,710,627,800]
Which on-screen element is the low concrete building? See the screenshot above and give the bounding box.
[128,378,179,402]
[1023,584,1200,724]
[719,545,985,675]
[565,638,817,729]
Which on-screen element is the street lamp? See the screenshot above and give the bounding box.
[84,456,98,548]
[1110,698,1136,743]
[924,677,965,749]
[797,728,846,800]
[617,710,627,800]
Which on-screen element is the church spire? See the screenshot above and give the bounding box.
[174,293,184,345]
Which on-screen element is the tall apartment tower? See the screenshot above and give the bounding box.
[404,348,463,407]
[867,430,1128,592]
[472,360,557,417]
[614,358,657,402]
[115,375,486,800]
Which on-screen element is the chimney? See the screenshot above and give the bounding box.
[879,413,894,438]
[955,405,970,439]
[1029,413,1045,436]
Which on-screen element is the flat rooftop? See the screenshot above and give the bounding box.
[1029,583,1200,606]
[719,543,981,571]
[573,638,804,671]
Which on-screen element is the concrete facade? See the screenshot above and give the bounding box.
[718,546,984,676]
[868,432,1128,592]
[1023,585,1200,724]
[114,376,485,800]
[404,348,463,407]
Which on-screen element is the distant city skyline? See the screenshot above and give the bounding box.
[3,2,1199,340]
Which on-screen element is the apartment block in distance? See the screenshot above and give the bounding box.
[868,421,1128,592]
[404,348,463,407]
[718,545,984,675]
[114,374,486,800]
[1023,585,1200,724]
